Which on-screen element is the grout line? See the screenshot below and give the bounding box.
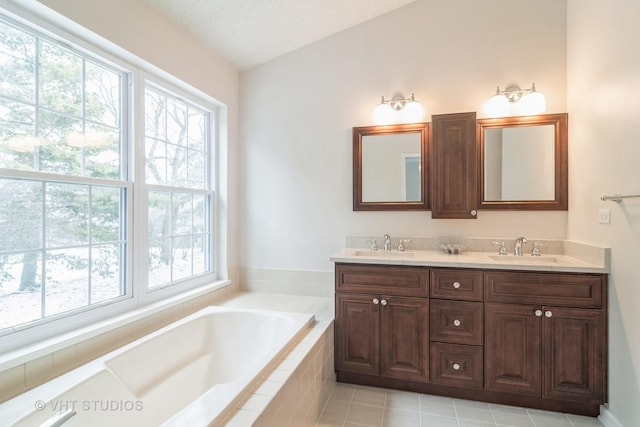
[417,391,422,427]
[486,402,498,426]
[380,388,387,427]
[526,408,539,427]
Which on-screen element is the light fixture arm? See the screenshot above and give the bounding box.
[494,83,539,103]
[378,93,417,111]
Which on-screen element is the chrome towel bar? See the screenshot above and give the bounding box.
[600,193,640,202]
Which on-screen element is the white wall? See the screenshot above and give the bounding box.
[239,0,568,271]
[18,0,241,276]
[567,1,640,425]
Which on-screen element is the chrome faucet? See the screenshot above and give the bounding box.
[514,237,528,256]
[383,234,392,252]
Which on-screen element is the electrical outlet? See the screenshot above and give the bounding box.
[598,209,611,224]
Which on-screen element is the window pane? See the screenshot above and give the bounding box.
[46,183,89,247]
[145,137,166,185]
[167,143,187,187]
[83,123,120,179]
[39,40,82,116]
[187,149,205,189]
[38,110,82,175]
[0,178,42,252]
[0,252,42,329]
[91,244,122,303]
[166,97,187,146]
[0,21,36,103]
[91,186,122,243]
[148,238,170,288]
[193,194,206,234]
[193,235,207,275]
[173,193,192,235]
[145,89,165,140]
[172,236,191,281]
[148,191,170,238]
[0,99,37,170]
[85,61,121,128]
[44,247,88,316]
[187,108,205,150]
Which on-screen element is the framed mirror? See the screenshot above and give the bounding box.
[477,113,568,210]
[353,123,429,210]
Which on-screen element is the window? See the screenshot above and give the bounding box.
[0,11,218,341]
[144,86,214,288]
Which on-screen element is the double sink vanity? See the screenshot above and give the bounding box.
[330,236,609,416]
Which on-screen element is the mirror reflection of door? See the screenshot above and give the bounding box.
[484,125,555,201]
[402,153,421,201]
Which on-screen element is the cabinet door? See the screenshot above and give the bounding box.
[485,303,541,396]
[543,306,606,404]
[431,112,477,219]
[380,296,429,381]
[335,293,380,375]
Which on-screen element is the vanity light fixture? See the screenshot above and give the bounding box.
[373,93,424,124]
[486,83,546,117]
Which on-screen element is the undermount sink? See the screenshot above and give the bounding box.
[352,250,415,258]
[488,255,557,263]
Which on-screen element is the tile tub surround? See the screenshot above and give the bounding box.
[0,280,240,404]
[239,267,335,297]
[214,293,335,427]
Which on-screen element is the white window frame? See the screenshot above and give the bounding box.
[0,3,223,353]
[134,75,218,305]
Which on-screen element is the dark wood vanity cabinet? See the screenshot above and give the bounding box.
[484,271,607,405]
[335,263,608,416]
[335,264,429,382]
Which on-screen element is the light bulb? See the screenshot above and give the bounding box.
[485,93,509,117]
[403,99,424,123]
[373,102,393,125]
[520,90,546,115]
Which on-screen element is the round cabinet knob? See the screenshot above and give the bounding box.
[452,363,461,371]
[373,298,379,305]
[545,310,553,318]
[453,319,461,327]
[381,299,388,306]
[535,310,543,317]
[453,282,461,289]
[470,209,477,216]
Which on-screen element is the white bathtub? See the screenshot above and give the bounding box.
[1,306,314,427]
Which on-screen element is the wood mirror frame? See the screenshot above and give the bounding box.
[477,113,568,210]
[353,122,430,211]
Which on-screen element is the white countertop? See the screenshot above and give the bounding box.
[330,248,608,273]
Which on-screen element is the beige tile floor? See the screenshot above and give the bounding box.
[315,383,604,427]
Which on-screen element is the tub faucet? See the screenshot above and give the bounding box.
[514,237,528,256]
[383,234,391,252]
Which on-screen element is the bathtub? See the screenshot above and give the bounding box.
[1,306,314,426]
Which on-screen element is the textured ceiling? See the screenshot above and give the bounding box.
[146,0,416,71]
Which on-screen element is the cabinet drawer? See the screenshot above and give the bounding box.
[430,268,483,301]
[430,300,483,345]
[430,342,483,389]
[336,263,429,297]
[485,271,605,308]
